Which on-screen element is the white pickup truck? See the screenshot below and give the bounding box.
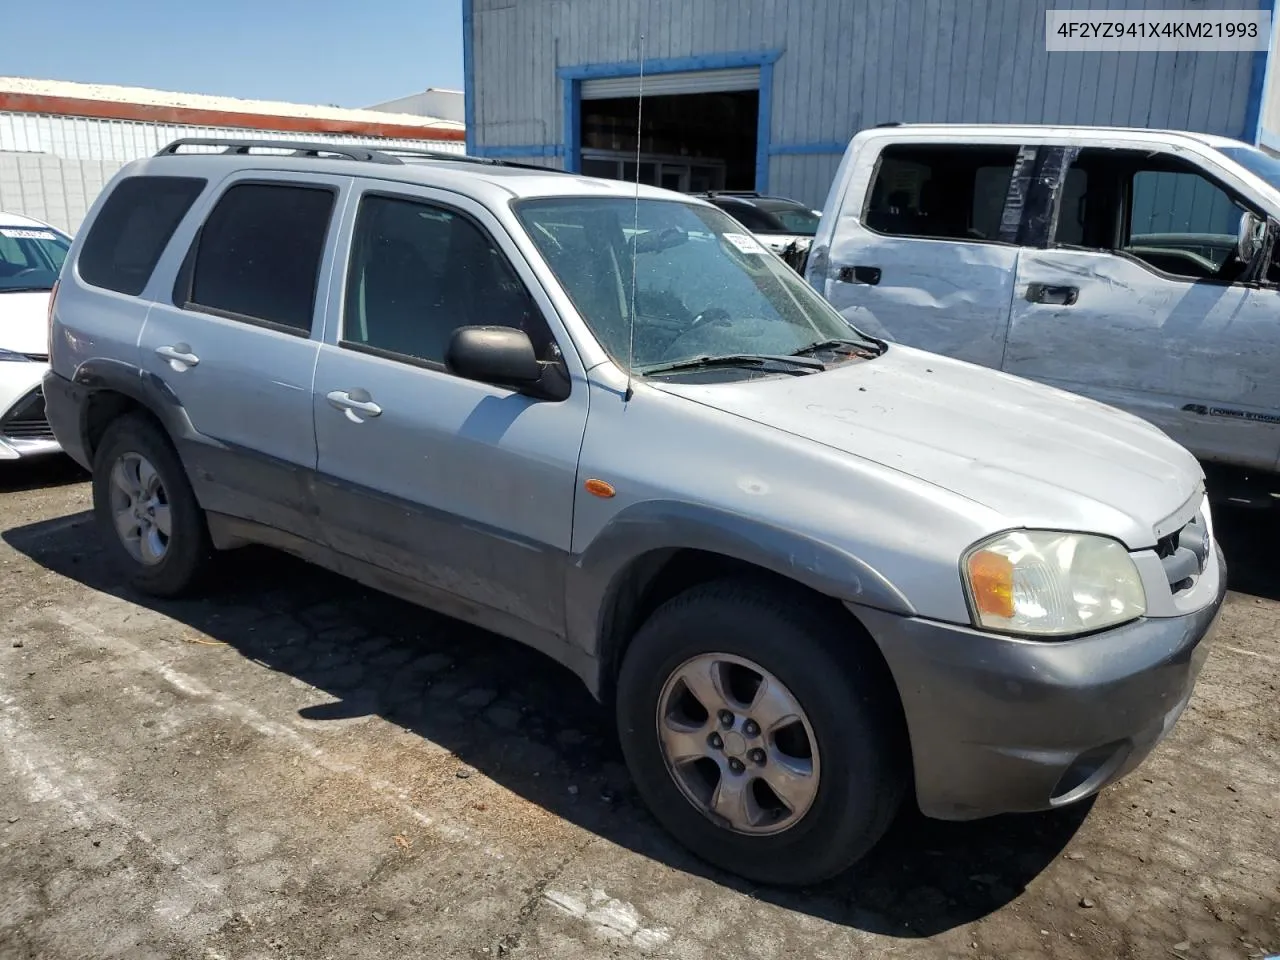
[806,123,1280,489]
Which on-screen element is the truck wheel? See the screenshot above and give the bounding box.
[92,414,210,597]
[616,577,905,886]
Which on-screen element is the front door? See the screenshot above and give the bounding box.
[138,172,349,535]
[1002,147,1280,472]
[310,183,589,637]
[821,141,1024,367]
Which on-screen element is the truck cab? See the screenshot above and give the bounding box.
[806,124,1280,479]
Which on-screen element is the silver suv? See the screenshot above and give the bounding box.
[44,138,1226,886]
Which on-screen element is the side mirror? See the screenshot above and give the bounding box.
[1237,210,1265,263]
[446,326,542,387]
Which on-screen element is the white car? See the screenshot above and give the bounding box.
[0,211,70,460]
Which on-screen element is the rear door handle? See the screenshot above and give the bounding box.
[326,389,382,422]
[836,265,882,285]
[1025,283,1079,305]
[155,343,200,368]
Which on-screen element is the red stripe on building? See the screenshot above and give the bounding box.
[0,92,465,142]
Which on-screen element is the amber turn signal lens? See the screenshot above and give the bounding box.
[967,549,1014,619]
[584,478,615,498]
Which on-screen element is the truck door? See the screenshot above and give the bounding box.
[819,140,1024,368]
[1002,146,1280,472]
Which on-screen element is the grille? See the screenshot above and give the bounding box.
[1156,512,1210,594]
[1,388,55,442]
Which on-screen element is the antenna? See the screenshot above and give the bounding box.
[624,31,645,403]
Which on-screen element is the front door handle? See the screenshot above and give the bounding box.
[155,343,200,368]
[1025,282,1079,305]
[326,389,382,422]
[836,265,882,285]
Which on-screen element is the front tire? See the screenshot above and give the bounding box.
[92,414,210,597]
[616,578,905,886]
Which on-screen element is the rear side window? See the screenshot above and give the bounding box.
[863,144,1020,242]
[78,176,205,295]
[185,182,335,333]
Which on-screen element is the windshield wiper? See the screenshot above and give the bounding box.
[641,353,826,377]
[0,286,53,294]
[792,336,884,357]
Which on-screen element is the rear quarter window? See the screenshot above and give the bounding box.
[78,176,206,296]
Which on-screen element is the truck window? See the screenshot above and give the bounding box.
[1053,149,1249,283]
[863,144,1020,243]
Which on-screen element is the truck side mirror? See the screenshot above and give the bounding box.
[1236,210,1265,264]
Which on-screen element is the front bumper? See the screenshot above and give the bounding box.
[0,360,61,460]
[855,547,1227,820]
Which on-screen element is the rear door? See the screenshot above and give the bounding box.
[138,172,349,537]
[819,139,1025,367]
[1002,146,1280,471]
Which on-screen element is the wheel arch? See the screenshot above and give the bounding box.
[566,500,915,700]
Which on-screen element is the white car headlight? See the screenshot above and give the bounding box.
[963,531,1146,636]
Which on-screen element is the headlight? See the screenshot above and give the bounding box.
[0,348,32,362]
[963,531,1146,636]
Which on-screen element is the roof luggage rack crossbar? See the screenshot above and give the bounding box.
[155,138,573,174]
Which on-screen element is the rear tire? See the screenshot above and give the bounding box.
[92,414,210,597]
[616,577,905,886]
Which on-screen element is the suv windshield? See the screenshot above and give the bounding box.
[0,224,70,293]
[1220,145,1280,192]
[515,197,863,372]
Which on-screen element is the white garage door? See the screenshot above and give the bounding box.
[580,67,760,100]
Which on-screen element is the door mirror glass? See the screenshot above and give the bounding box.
[446,325,542,386]
[1237,209,1265,263]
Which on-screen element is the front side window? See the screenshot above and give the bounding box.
[343,194,551,366]
[1053,149,1249,282]
[515,197,860,371]
[186,182,335,332]
[863,144,1020,242]
[0,225,70,293]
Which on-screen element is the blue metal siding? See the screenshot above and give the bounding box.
[472,0,1265,207]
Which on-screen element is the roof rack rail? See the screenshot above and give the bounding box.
[154,138,574,175]
[873,121,903,128]
[155,138,402,163]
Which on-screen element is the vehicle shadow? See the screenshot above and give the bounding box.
[2,512,1111,936]
[0,455,87,494]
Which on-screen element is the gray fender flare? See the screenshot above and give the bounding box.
[565,500,914,684]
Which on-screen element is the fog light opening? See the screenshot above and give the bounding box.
[1049,740,1131,806]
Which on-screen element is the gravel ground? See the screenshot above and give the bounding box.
[0,457,1276,960]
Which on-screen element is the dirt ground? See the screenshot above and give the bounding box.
[0,457,1276,960]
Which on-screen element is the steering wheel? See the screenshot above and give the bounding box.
[10,267,41,279]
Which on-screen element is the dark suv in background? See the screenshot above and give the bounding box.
[696,191,821,273]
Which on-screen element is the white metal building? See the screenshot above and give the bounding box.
[466,0,1277,207]
[0,77,466,233]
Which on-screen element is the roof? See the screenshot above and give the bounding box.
[0,76,465,142]
[130,146,705,205]
[0,210,61,232]
[857,123,1247,149]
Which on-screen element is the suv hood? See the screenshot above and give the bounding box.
[0,290,51,355]
[653,344,1202,548]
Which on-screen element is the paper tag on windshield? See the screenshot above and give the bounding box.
[0,228,57,240]
[722,231,767,255]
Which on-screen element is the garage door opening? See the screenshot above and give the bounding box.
[576,67,760,193]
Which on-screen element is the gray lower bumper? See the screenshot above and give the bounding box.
[854,549,1227,820]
